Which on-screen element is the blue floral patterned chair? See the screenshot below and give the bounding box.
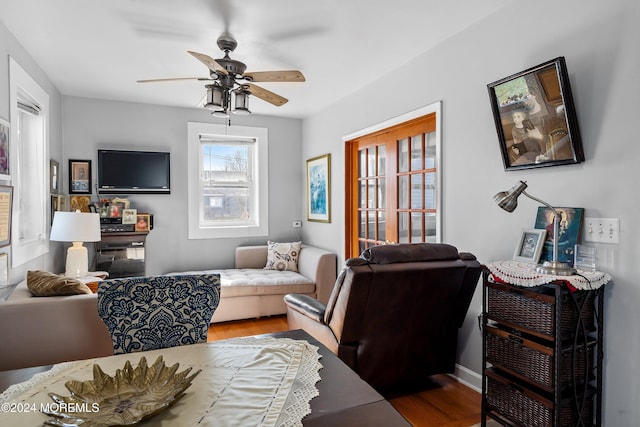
[97,274,221,354]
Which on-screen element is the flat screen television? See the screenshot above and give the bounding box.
[98,149,171,194]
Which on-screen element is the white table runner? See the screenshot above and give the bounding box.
[0,337,322,426]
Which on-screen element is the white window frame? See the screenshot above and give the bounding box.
[9,57,50,267]
[187,122,268,239]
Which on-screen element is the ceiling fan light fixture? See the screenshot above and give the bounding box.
[205,84,226,110]
[211,109,230,118]
[233,89,251,115]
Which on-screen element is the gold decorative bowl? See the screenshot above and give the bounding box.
[43,356,200,427]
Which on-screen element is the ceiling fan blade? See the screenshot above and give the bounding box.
[136,77,209,83]
[244,70,305,83]
[188,51,229,75]
[244,83,288,106]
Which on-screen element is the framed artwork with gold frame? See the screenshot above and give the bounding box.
[306,154,331,223]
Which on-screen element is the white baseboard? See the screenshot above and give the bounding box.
[450,363,482,393]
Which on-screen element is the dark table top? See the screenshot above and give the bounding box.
[0,329,411,426]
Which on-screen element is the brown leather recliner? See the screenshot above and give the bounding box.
[284,243,481,391]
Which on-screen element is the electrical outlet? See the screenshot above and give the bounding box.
[292,220,302,228]
[583,218,620,244]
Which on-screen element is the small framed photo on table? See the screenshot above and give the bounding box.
[135,213,150,232]
[513,229,546,263]
[122,209,137,225]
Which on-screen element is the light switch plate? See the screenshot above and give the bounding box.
[583,218,620,244]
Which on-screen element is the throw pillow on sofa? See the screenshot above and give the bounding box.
[264,241,302,272]
[26,270,92,296]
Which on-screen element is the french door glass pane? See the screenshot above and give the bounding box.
[368,211,376,238]
[410,174,422,209]
[425,131,436,168]
[378,211,386,241]
[358,210,365,238]
[425,172,436,210]
[377,178,386,208]
[359,149,366,177]
[368,149,376,176]
[411,212,423,243]
[426,212,437,241]
[410,135,422,171]
[398,212,409,243]
[367,179,376,208]
[398,138,409,172]
[398,175,408,209]
[378,146,386,176]
[359,179,366,209]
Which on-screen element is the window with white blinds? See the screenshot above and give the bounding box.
[9,57,50,267]
[187,122,268,239]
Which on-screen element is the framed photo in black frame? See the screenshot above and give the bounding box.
[487,57,584,171]
[69,159,91,194]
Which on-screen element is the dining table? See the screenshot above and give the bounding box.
[0,329,410,426]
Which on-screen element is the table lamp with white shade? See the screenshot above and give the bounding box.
[50,211,101,277]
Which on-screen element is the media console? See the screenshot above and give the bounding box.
[95,232,148,278]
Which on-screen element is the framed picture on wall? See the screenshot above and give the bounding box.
[306,154,331,223]
[0,186,12,247]
[69,159,91,194]
[0,119,10,181]
[487,57,584,171]
[50,159,60,193]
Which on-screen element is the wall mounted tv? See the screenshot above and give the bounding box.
[98,149,171,194]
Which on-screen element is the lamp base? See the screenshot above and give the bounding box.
[535,260,577,276]
[65,242,89,278]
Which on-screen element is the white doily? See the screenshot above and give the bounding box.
[0,361,75,404]
[487,260,611,290]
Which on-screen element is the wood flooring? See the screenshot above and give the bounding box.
[208,315,483,427]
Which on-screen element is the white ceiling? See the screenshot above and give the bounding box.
[1,0,511,118]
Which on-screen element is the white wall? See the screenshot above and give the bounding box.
[0,21,65,282]
[62,96,303,274]
[302,0,639,424]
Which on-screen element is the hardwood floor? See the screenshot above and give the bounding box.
[208,316,483,427]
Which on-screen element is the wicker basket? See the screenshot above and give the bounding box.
[486,370,594,426]
[487,282,594,340]
[486,325,594,391]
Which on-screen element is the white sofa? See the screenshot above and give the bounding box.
[0,244,337,371]
[178,245,337,323]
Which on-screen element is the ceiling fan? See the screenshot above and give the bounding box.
[137,33,305,116]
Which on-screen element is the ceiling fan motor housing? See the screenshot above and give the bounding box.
[215,57,247,77]
[217,33,238,53]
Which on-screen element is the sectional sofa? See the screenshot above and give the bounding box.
[0,244,337,370]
